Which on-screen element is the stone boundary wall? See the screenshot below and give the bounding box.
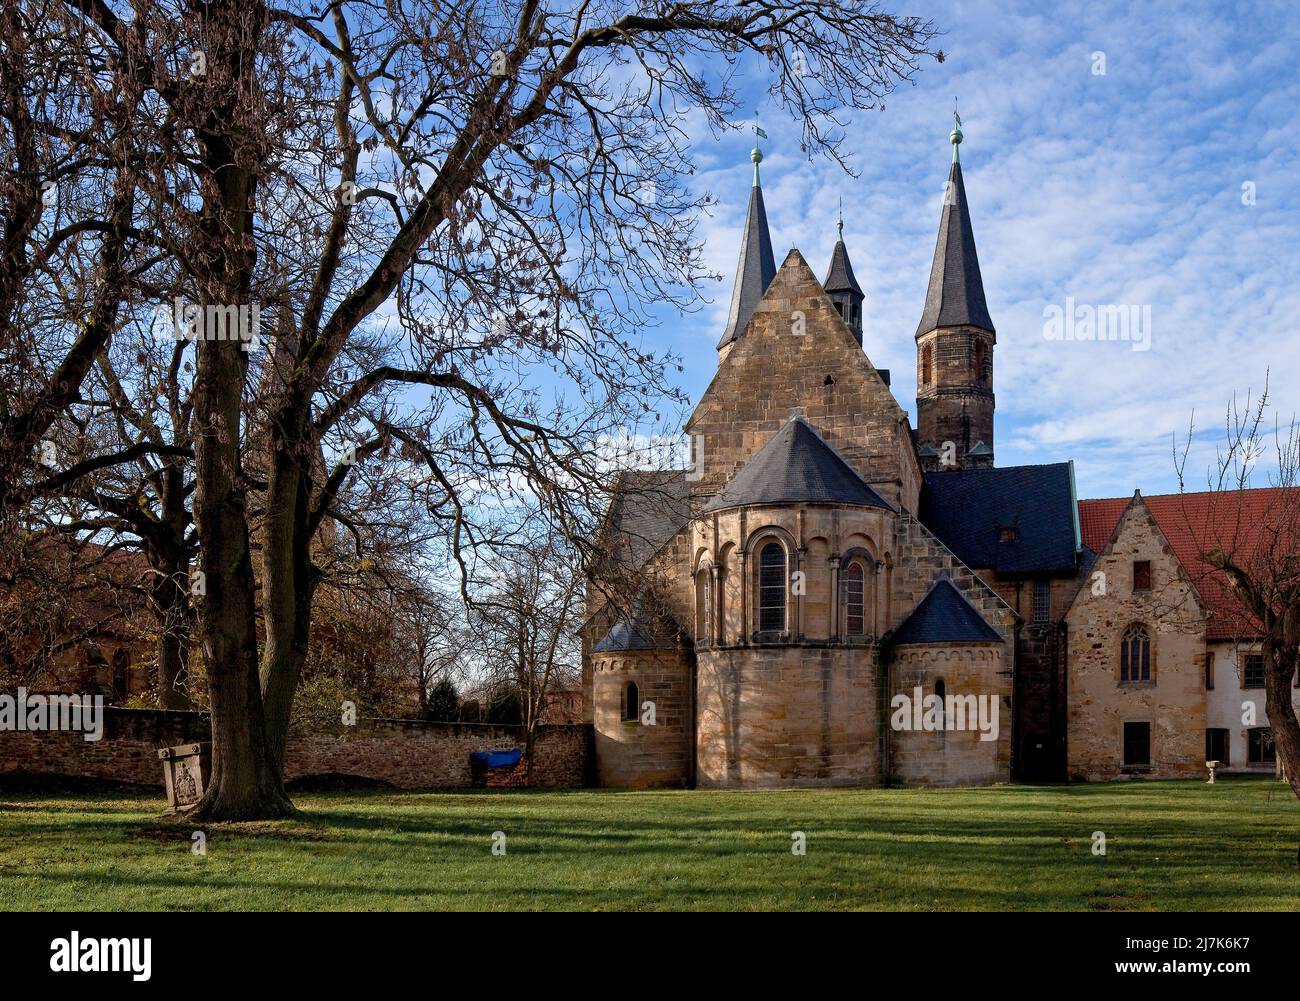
[0,707,593,790]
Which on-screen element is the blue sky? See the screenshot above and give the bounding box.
[651,0,1300,500]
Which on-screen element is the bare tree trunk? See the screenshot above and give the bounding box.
[260,420,315,769]
[186,0,291,820]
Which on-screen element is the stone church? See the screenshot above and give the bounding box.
[581,121,1298,789]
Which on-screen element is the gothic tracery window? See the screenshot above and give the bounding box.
[1120,624,1151,683]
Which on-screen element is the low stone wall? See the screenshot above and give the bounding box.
[0,707,593,790]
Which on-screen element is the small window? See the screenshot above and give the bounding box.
[998,526,1017,543]
[622,682,639,722]
[972,340,986,382]
[1123,721,1151,766]
[1032,580,1050,623]
[844,561,865,636]
[1120,624,1151,683]
[935,679,946,719]
[921,344,933,385]
[1206,728,1229,765]
[1243,653,1265,689]
[834,300,843,317]
[1205,652,1215,690]
[1248,727,1275,764]
[1132,560,1151,592]
[758,542,786,634]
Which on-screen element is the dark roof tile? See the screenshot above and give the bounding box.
[702,417,892,513]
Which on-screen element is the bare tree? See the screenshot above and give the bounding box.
[1175,376,1300,858]
[4,0,939,819]
[469,529,583,771]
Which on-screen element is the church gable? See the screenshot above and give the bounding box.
[686,250,922,513]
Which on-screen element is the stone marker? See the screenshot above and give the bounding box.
[157,742,209,811]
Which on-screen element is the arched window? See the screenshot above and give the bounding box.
[845,561,865,636]
[758,542,787,633]
[921,344,933,385]
[622,682,639,722]
[973,340,986,383]
[1120,625,1151,682]
[935,679,946,721]
[695,568,711,646]
[716,553,730,646]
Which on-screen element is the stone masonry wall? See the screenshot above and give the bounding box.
[0,707,592,790]
[696,644,881,787]
[915,325,995,470]
[889,644,1012,786]
[1066,496,1206,780]
[686,250,923,515]
[592,649,692,788]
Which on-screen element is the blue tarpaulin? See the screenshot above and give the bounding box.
[470,748,522,770]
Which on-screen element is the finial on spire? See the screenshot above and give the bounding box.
[837,196,844,240]
[949,99,963,163]
[751,120,768,187]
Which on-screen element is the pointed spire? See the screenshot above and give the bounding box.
[916,115,994,336]
[717,145,776,350]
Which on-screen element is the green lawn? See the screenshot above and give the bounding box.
[1,778,1298,910]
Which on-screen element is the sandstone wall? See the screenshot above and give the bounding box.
[695,644,881,788]
[915,324,995,470]
[592,649,692,788]
[686,251,922,515]
[0,707,592,790]
[889,644,1012,786]
[1066,497,1206,780]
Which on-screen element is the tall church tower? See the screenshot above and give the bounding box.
[716,146,776,361]
[915,115,995,471]
[824,208,865,345]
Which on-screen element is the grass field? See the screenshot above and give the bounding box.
[1,778,1298,910]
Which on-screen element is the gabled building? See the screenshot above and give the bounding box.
[582,117,1292,790]
[583,120,1082,788]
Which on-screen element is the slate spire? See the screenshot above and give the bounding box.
[717,146,777,350]
[915,115,994,336]
[824,201,865,345]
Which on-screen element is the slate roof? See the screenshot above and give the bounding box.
[592,613,659,652]
[916,162,995,335]
[717,182,777,348]
[920,462,1080,574]
[702,417,893,513]
[601,470,691,571]
[890,578,1004,645]
[1078,489,1292,640]
[823,239,864,297]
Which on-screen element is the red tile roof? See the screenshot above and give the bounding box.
[1078,488,1294,641]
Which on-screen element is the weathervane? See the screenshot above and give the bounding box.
[950,98,964,163]
[751,116,768,185]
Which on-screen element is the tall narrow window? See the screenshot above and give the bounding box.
[1243,653,1265,688]
[935,679,946,722]
[921,344,933,385]
[758,542,786,633]
[973,340,986,382]
[1120,624,1151,683]
[1205,652,1215,690]
[1133,560,1151,592]
[1124,722,1151,766]
[695,569,711,647]
[622,682,639,722]
[845,561,865,636]
[1033,580,1050,623]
